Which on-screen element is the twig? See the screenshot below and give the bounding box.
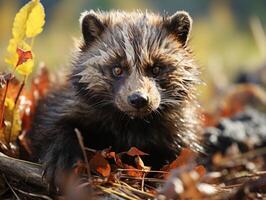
[114,182,155,198]
[221,183,243,189]
[2,174,21,200]
[116,186,141,200]
[31,37,35,47]
[120,175,166,183]
[74,128,92,182]
[141,173,145,191]
[84,147,97,153]
[226,171,266,183]
[13,187,53,200]
[117,168,169,174]
[96,185,140,200]
[230,175,266,199]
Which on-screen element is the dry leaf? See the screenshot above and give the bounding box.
[126,147,149,157]
[16,48,32,66]
[162,148,195,172]
[123,164,143,177]
[179,171,202,199]
[89,153,111,177]
[21,65,50,134]
[194,165,206,178]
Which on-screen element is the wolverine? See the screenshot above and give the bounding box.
[29,10,202,187]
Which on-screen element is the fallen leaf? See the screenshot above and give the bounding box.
[194,165,206,178]
[162,148,195,172]
[114,154,123,167]
[126,147,149,157]
[123,164,143,177]
[220,84,266,117]
[89,153,111,177]
[179,171,202,199]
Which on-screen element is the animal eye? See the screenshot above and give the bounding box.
[151,66,161,76]
[112,66,123,77]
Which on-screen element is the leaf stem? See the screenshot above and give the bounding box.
[31,37,35,48]
[0,79,10,128]
[14,77,25,105]
[7,76,26,146]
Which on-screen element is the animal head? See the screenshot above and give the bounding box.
[72,10,198,118]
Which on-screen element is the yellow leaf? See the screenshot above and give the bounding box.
[3,98,21,143]
[12,1,34,42]
[0,129,6,146]
[4,38,18,67]
[16,58,34,76]
[5,98,15,111]
[20,40,32,51]
[16,41,34,76]
[26,2,45,38]
[7,38,17,54]
[10,108,22,142]
[5,40,33,71]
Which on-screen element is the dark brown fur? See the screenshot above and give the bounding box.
[28,10,202,188]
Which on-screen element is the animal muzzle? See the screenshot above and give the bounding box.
[127,92,149,109]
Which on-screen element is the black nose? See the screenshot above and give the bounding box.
[128,92,149,109]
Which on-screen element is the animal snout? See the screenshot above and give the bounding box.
[127,92,149,109]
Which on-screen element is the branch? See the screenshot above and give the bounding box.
[0,152,48,189]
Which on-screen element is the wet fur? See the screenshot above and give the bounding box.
[29,10,202,187]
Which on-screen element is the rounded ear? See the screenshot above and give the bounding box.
[79,10,105,46]
[164,11,192,46]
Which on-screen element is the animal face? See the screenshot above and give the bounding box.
[73,10,198,118]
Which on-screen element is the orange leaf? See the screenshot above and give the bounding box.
[16,47,32,67]
[114,154,123,167]
[194,165,206,177]
[108,151,116,159]
[179,172,202,199]
[126,147,149,157]
[89,153,111,177]
[124,164,143,177]
[219,84,266,117]
[18,67,51,155]
[162,148,195,172]
[201,112,218,127]
[21,66,50,133]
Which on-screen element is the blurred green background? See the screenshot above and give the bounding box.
[0,0,266,106]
